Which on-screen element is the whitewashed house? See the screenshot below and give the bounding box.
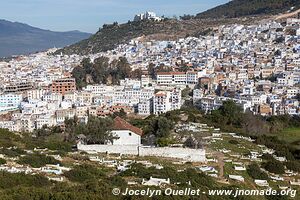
[111,116,143,145]
[142,177,170,186]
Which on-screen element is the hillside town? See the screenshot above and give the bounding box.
[0,17,299,132]
[0,2,299,198]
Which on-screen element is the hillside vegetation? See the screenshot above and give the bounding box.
[196,0,300,19]
[55,0,300,56]
[55,17,260,55]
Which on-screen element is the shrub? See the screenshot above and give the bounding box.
[156,137,174,147]
[0,129,21,148]
[263,160,285,174]
[121,163,215,189]
[0,158,6,165]
[285,161,300,172]
[64,164,105,182]
[247,164,269,180]
[0,171,50,189]
[0,148,26,157]
[228,140,239,145]
[18,154,61,168]
[261,153,275,161]
[43,140,72,153]
[107,176,126,187]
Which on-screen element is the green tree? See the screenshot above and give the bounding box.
[0,158,6,165]
[263,160,285,174]
[285,161,300,172]
[146,116,174,138]
[219,100,243,125]
[247,163,269,180]
[84,116,115,144]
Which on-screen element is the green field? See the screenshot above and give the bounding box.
[276,128,300,144]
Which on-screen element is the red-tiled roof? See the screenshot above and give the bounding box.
[155,91,167,97]
[113,116,143,136]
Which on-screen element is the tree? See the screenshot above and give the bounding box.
[0,158,6,165]
[93,56,110,84]
[144,116,174,145]
[64,116,116,144]
[72,56,133,87]
[247,163,269,180]
[263,160,285,174]
[131,68,142,79]
[64,116,79,142]
[241,112,269,135]
[117,57,131,80]
[83,116,115,144]
[156,64,172,72]
[181,86,192,99]
[220,100,243,125]
[148,63,156,79]
[208,100,243,129]
[180,14,194,20]
[34,125,51,137]
[112,109,127,119]
[72,58,90,89]
[285,161,300,172]
[184,136,197,149]
[150,116,173,138]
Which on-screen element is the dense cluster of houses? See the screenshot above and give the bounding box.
[0,17,300,132]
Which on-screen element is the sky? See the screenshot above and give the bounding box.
[0,0,228,33]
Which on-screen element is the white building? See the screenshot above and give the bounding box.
[27,89,47,100]
[110,116,143,146]
[153,88,182,115]
[138,100,152,115]
[157,72,187,85]
[0,93,22,110]
[134,11,161,21]
[157,71,201,85]
[36,114,56,129]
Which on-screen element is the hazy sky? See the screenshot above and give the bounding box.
[0,0,228,33]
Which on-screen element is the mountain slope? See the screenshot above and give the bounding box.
[0,19,91,57]
[56,0,298,56]
[56,20,188,55]
[56,17,260,55]
[195,0,300,19]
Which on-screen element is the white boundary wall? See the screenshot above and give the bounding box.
[77,144,206,162]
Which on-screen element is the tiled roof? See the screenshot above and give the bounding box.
[113,116,143,136]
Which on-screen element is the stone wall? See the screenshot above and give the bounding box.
[77,143,206,162]
[139,146,206,162]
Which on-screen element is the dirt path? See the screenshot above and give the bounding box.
[215,151,225,178]
[275,8,300,20]
[206,148,225,179]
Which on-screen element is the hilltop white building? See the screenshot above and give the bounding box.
[134,11,162,21]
